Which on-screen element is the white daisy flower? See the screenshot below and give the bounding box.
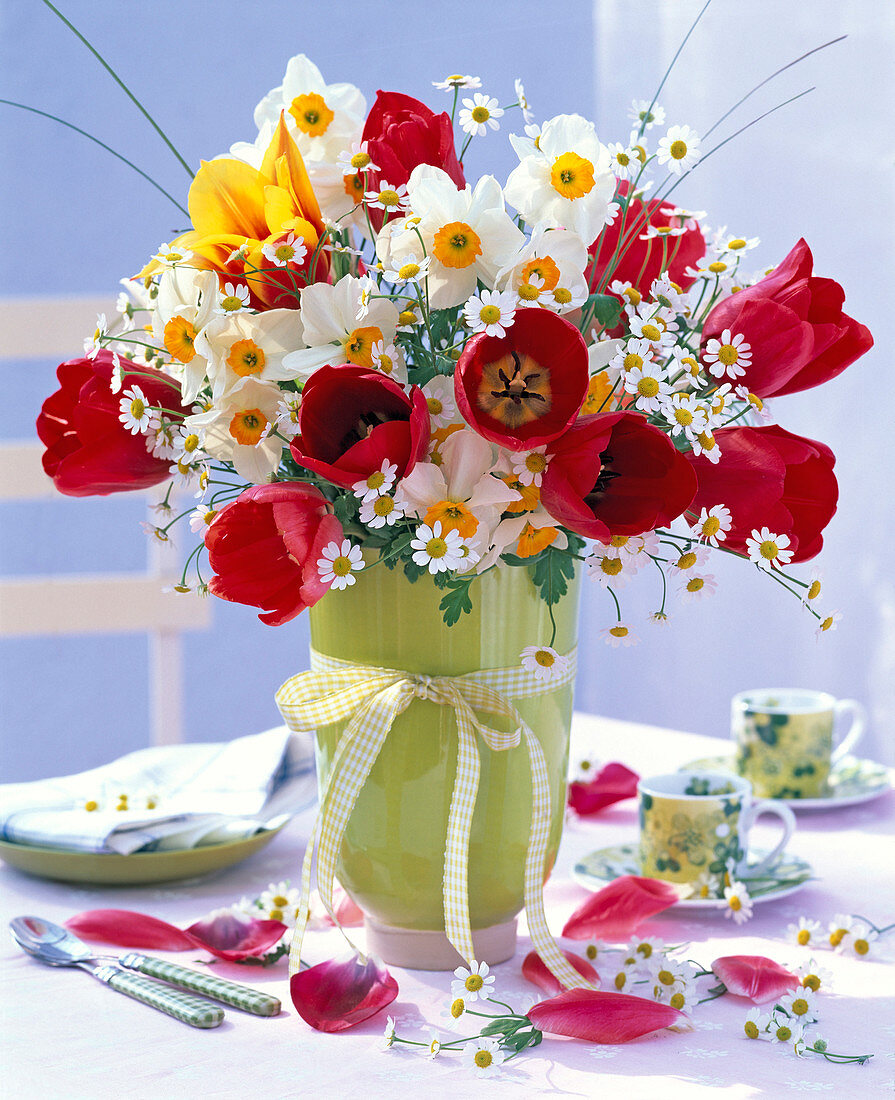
[189,504,218,534]
[432,74,482,91]
[275,394,302,439]
[509,446,549,487]
[465,1035,505,1075]
[382,254,430,284]
[669,544,710,574]
[259,880,302,915]
[690,505,731,547]
[629,98,665,130]
[359,493,405,529]
[662,392,709,441]
[606,141,639,180]
[723,880,754,924]
[656,125,701,175]
[788,916,823,948]
[816,610,843,638]
[381,1015,397,1050]
[153,241,193,267]
[109,360,125,393]
[364,181,410,213]
[770,1018,804,1046]
[215,282,251,315]
[514,77,535,124]
[640,222,686,241]
[260,232,307,269]
[118,386,158,435]
[459,93,504,137]
[743,1006,773,1040]
[425,1029,443,1060]
[167,456,205,489]
[451,960,495,1003]
[745,527,793,570]
[463,288,517,336]
[714,230,760,255]
[778,988,818,1022]
[601,623,638,647]
[623,360,673,413]
[336,141,379,176]
[678,573,718,602]
[421,375,457,429]
[352,460,398,502]
[370,340,406,382]
[317,539,364,590]
[520,644,570,682]
[703,329,752,379]
[796,959,833,993]
[587,552,637,589]
[410,521,466,574]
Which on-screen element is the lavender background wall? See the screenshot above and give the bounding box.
[1,0,892,780]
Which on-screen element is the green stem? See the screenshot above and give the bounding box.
[0,99,189,217]
[637,0,713,139]
[41,0,194,177]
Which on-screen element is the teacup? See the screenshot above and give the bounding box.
[732,688,865,799]
[638,772,795,886]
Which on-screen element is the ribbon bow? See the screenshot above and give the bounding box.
[276,649,584,991]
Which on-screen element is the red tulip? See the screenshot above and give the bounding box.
[700,238,872,398]
[290,953,399,1033]
[687,424,838,562]
[521,950,599,996]
[541,411,697,539]
[568,762,639,817]
[205,482,344,625]
[290,364,430,490]
[588,182,706,298]
[711,955,799,1004]
[562,876,682,941]
[65,908,286,961]
[361,90,464,230]
[527,988,687,1043]
[454,309,589,450]
[36,351,185,496]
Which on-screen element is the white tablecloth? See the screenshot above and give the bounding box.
[2,714,893,1099]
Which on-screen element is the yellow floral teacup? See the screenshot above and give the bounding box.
[732,689,865,799]
[638,772,796,886]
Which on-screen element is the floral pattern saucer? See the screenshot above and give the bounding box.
[573,844,813,909]
[679,754,892,810]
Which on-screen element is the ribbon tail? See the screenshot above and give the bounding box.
[289,815,319,978]
[441,694,481,967]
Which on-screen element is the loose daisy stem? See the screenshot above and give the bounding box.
[41,0,194,178]
[0,100,190,218]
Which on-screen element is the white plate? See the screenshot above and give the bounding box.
[679,754,892,810]
[573,843,813,908]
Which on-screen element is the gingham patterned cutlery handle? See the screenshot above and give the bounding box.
[119,953,281,1016]
[98,966,224,1028]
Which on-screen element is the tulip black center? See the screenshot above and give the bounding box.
[338,409,393,452]
[477,351,552,429]
[584,452,621,508]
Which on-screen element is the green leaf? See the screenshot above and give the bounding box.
[439,576,474,626]
[587,292,622,330]
[528,545,577,606]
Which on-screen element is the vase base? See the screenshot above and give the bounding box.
[364,916,517,971]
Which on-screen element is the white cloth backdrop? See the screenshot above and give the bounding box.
[1,0,892,779]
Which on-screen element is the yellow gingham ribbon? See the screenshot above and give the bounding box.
[275,647,585,991]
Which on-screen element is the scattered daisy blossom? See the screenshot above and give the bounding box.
[746,528,794,570]
[723,880,754,924]
[451,961,496,1003]
[465,1035,505,1075]
[520,644,570,682]
[459,93,503,137]
[317,539,364,590]
[656,124,701,175]
[602,623,638,647]
[788,916,823,947]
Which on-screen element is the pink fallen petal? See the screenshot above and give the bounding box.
[711,955,799,1004]
[291,953,398,1033]
[568,762,640,816]
[528,988,687,1043]
[562,875,683,941]
[185,910,286,961]
[66,909,196,950]
[522,950,599,996]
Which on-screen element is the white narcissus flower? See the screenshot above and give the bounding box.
[151,267,218,403]
[375,165,524,309]
[184,377,283,484]
[494,224,589,313]
[504,114,616,243]
[196,308,305,400]
[281,274,399,381]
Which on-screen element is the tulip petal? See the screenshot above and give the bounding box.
[568,762,639,816]
[527,989,687,1043]
[290,954,399,1033]
[521,950,599,996]
[66,909,196,951]
[562,876,683,941]
[711,955,799,1004]
[185,911,287,961]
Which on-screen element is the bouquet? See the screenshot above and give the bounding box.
[36,53,873,648]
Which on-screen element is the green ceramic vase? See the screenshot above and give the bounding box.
[308,559,580,968]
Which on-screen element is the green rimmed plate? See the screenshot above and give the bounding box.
[573,843,813,908]
[679,754,892,810]
[0,825,286,885]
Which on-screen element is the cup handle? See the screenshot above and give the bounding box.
[740,800,796,877]
[831,699,865,762]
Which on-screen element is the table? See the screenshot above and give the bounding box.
[2,715,893,1099]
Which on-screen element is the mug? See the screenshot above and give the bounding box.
[638,772,796,885]
[731,688,865,798]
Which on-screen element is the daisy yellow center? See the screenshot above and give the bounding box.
[203,508,217,524]
[759,540,779,561]
[220,294,244,313]
[670,992,685,1010]
[854,938,870,955]
[712,393,727,414]
[343,326,383,368]
[748,393,763,410]
[550,151,596,200]
[623,287,642,306]
[820,616,836,632]
[429,1039,440,1054]
[682,355,699,375]
[807,580,822,600]
[424,500,478,539]
[728,895,742,911]
[398,309,418,326]
[181,434,199,453]
[465,974,484,992]
[553,287,573,304]
[129,397,146,419]
[637,942,652,958]
[609,626,629,638]
[534,649,555,668]
[227,339,267,377]
[269,908,284,922]
[600,557,623,576]
[471,105,490,123]
[350,151,372,169]
[377,353,394,374]
[525,452,547,474]
[829,929,846,946]
[616,151,631,166]
[640,323,662,342]
[229,409,268,445]
[373,496,395,518]
[521,256,560,291]
[479,304,502,324]
[451,999,465,1018]
[331,555,353,577]
[791,998,809,1016]
[614,973,627,990]
[677,552,697,569]
[802,974,821,991]
[518,282,541,301]
[427,398,444,416]
[398,261,421,280]
[272,894,289,907]
[433,221,483,269]
[84,800,99,812]
[376,188,401,208]
[163,316,198,363]
[637,376,660,397]
[477,351,551,429]
[609,535,629,549]
[797,929,811,946]
[426,536,448,560]
[657,969,675,986]
[366,471,386,490]
[163,250,184,262]
[744,1021,760,1039]
[623,352,644,372]
[697,431,716,450]
[709,261,728,273]
[669,139,688,160]
[717,344,740,365]
[289,92,334,136]
[674,406,694,426]
[275,242,297,263]
[585,944,598,960]
[728,238,747,249]
[474,1051,493,1069]
[686,577,704,593]
[776,1025,792,1042]
[702,516,721,537]
[343,174,365,200]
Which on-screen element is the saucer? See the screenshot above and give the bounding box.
[572,844,813,908]
[679,754,892,810]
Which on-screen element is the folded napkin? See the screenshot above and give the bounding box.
[0,725,316,854]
